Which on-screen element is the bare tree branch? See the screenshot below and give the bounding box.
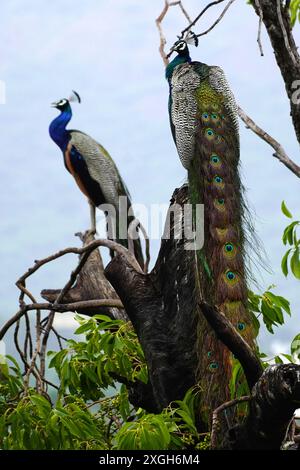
[128,220,151,273]
[195,0,237,38]
[0,298,125,339]
[254,0,264,56]
[180,0,226,36]
[238,106,300,178]
[211,396,251,449]
[1,236,140,391]
[156,1,191,66]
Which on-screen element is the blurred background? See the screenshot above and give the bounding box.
[0,0,299,357]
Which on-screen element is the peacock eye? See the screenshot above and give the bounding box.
[217,198,225,205]
[209,362,219,371]
[206,128,214,136]
[237,322,246,331]
[225,243,234,253]
[211,155,220,165]
[226,271,236,281]
[207,351,212,358]
[214,176,223,184]
[202,112,209,119]
[211,113,218,119]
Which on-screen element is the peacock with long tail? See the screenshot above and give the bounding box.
[166,35,257,419]
[49,91,144,268]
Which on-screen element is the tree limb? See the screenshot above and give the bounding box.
[254,0,264,56]
[251,0,300,146]
[229,364,300,449]
[211,396,251,449]
[180,0,227,37]
[238,105,300,178]
[195,0,237,39]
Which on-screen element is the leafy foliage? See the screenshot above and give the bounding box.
[0,316,209,450]
[281,202,300,279]
[248,288,291,334]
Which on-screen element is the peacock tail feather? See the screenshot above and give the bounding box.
[168,56,257,422]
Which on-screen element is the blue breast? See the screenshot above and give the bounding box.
[49,108,72,152]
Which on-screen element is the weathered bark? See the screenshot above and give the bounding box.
[42,231,128,321]
[228,364,300,450]
[105,186,199,413]
[253,0,300,145]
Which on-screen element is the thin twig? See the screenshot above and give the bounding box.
[181,0,226,36]
[0,299,124,340]
[14,320,30,374]
[254,0,264,56]
[16,238,142,290]
[41,377,59,391]
[128,220,151,273]
[156,1,174,66]
[277,0,298,66]
[156,0,192,66]
[211,396,251,449]
[178,1,192,23]
[38,249,122,377]
[39,248,96,377]
[7,237,138,390]
[195,0,236,38]
[51,326,66,351]
[238,106,300,178]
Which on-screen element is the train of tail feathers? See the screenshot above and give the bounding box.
[166,31,256,414]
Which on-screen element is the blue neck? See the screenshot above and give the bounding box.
[165,53,191,81]
[49,105,72,151]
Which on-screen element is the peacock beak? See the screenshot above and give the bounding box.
[51,102,58,108]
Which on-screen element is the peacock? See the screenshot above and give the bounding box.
[49,91,144,268]
[166,36,256,418]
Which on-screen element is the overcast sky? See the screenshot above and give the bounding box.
[1,0,299,357]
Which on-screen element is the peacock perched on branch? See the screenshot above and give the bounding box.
[49,91,144,268]
[166,35,257,419]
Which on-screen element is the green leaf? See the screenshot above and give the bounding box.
[290,0,300,27]
[281,353,294,363]
[265,292,291,315]
[175,410,197,433]
[274,355,284,364]
[75,322,93,335]
[281,201,293,218]
[281,249,291,276]
[282,222,299,246]
[291,333,300,358]
[290,248,300,279]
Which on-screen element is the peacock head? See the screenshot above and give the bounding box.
[170,39,189,56]
[169,31,198,58]
[51,90,81,112]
